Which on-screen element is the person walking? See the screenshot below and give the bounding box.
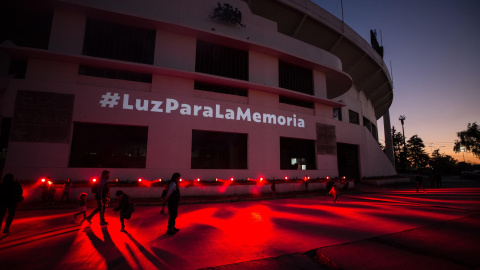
[61,178,73,202]
[86,170,111,225]
[0,173,23,233]
[328,183,340,203]
[113,190,134,232]
[165,173,181,235]
[415,173,427,193]
[160,184,168,214]
[73,192,88,222]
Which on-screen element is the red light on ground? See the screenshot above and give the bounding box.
[260,177,264,181]
[48,181,53,185]
[41,178,46,182]
[92,178,97,183]
[342,176,346,179]
[326,176,330,180]
[284,176,288,180]
[215,178,218,181]
[138,178,142,182]
[158,179,162,182]
[196,178,201,182]
[179,178,183,182]
[230,177,234,181]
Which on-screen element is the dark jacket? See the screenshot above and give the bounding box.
[113,194,134,219]
[0,181,23,205]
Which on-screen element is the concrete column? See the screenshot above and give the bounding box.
[383,110,395,167]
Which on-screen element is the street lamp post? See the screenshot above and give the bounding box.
[399,115,406,169]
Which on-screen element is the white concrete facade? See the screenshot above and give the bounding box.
[0,0,396,181]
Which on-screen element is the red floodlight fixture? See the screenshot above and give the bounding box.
[138,178,142,182]
[230,177,234,181]
[41,178,46,183]
[92,178,97,183]
[259,177,264,181]
[284,176,288,180]
[196,178,201,182]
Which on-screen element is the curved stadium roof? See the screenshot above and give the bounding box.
[247,0,393,119]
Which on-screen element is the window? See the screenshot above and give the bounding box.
[79,66,152,83]
[279,96,314,109]
[8,59,27,79]
[1,4,52,49]
[363,116,372,132]
[372,124,378,141]
[333,108,342,120]
[194,81,247,97]
[69,123,148,168]
[349,110,359,125]
[279,61,313,95]
[191,130,247,169]
[280,137,316,170]
[195,40,248,80]
[83,18,155,64]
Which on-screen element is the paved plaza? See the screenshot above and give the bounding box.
[1,177,479,269]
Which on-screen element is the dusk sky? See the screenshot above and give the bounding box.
[312,0,480,164]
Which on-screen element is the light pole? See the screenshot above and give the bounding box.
[399,115,406,169]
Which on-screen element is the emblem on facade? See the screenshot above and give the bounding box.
[210,3,245,27]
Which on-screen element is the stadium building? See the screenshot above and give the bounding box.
[0,0,396,182]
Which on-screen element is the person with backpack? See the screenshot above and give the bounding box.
[113,190,134,232]
[165,172,181,235]
[86,170,110,225]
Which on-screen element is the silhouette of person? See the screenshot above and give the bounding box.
[113,190,134,232]
[0,173,23,233]
[160,184,168,214]
[435,172,442,187]
[328,184,340,203]
[73,192,87,222]
[86,170,110,225]
[61,178,73,202]
[415,173,427,193]
[165,172,181,235]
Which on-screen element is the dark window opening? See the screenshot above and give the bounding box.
[279,61,313,95]
[280,137,316,170]
[69,123,148,168]
[279,96,314,109]
[194,81,248,97]
[195,40,248,81]
[79,66,152,83]
[83,17,155,64]
[363,116,372,132]
[349,110,360,125]
[372,124,378,141]
[8,59,27,79]
[191,130,247,169]
[0,4,52,49]
[333,108,342,121]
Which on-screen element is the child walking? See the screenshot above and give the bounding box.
[328,184,340,203]
[73,193,87,222]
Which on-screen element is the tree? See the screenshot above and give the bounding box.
[454,122,480,158]
[391,126,406,169]
[407,134,430,169]
[430,149,457,173]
